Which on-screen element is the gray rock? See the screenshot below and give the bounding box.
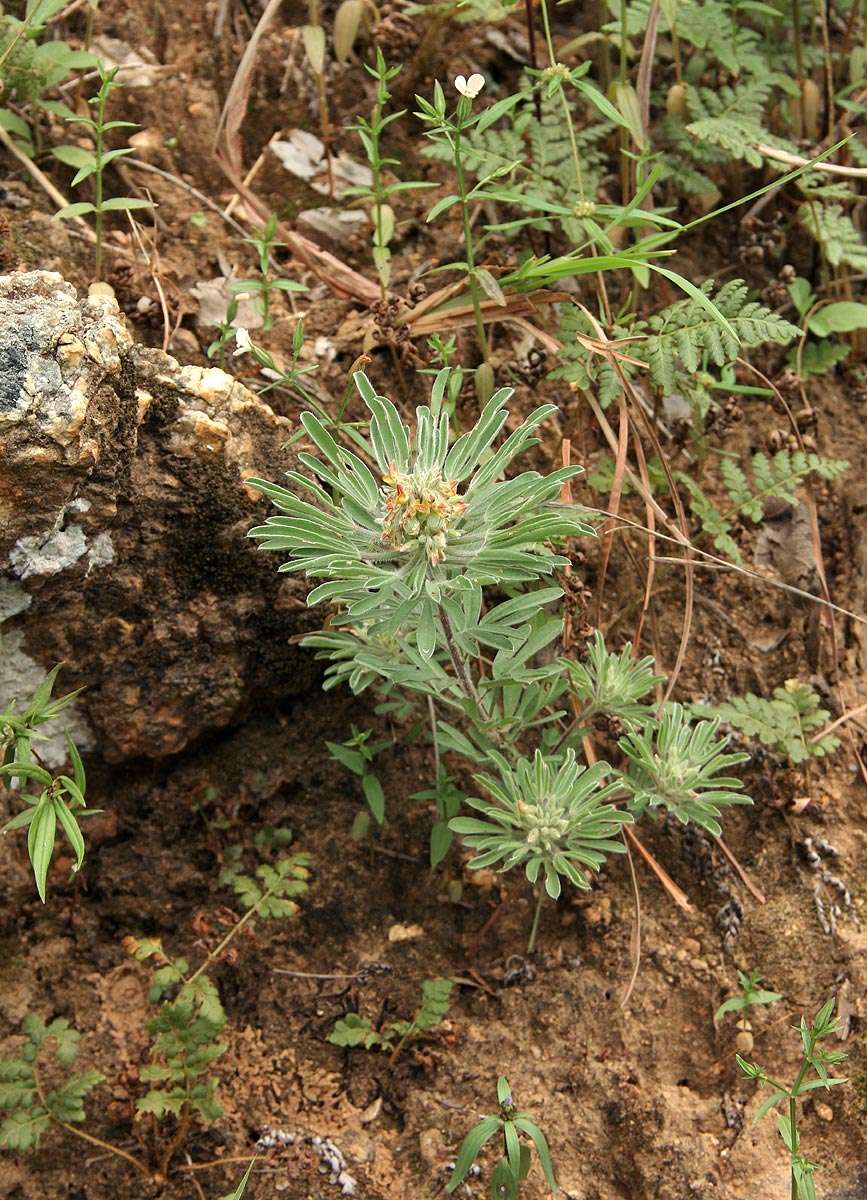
[0,270,317,761]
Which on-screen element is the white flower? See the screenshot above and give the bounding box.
[454,73,485,99]
[233,327,253,356]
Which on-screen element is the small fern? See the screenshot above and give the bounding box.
[328,978,453,1055]
[798,202,867,272]
[0,1016,103,1151]
[695,680,840,763]
[681,450,848,562]
[644,280,800,395]
[685,79,776,167]
[552,280,799,405]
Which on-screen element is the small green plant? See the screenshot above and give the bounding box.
[717,969,782,1055]
[232,213,307,332]
[1,666,97,902]
[563,633,663,732]
[695,680,841,764]
[788,276,867,379]
[53,63,153,279]
[737,997,848,1200]
[231,321,318,405]
[450,750,631,952]
[618,703,751,837]
[207,294,240,368]
[347,50,433,296]
[326,726,388,825]
[328,977,453,1061]
[679,450,848,565]
[415,74,508,391]
[447,1076,557,1198]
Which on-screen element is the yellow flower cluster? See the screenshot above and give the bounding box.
[380,464,466,565]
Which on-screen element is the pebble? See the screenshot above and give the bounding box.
[418,1127,445,1167]
[815,1102,833,1122]
[682,937,701,956]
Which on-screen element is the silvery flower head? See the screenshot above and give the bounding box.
[248,370,592,657]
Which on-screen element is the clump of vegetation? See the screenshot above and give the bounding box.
[251,371,753,950]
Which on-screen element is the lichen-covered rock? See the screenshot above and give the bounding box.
[0,270,316,760]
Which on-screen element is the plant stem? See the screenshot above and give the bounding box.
[94,86,105,281]
[792,0,805,137]
[527,887,545,954]
[452,116,488,361]
[33,1062,153,1180]
[523,0,543,122]
[538,0,585,199]
[437,602,483,710]
[185,878,285,985]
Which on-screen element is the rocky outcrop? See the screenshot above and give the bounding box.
[0,271,316,761]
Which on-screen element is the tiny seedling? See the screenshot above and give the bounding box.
[737,997,848,1200]
[232,213,307,332]
[447,1076,557,1197]
[716,969,782,1054]
[326,726,389,826]
[0,666,97,902]
[329,977,453,1062]
[53,62,153,279]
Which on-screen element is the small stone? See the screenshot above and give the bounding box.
[735,1030,754,1054]
[418,1127,445,1167]
[342,1130,375,1164]
[682,937,701,955]
[388,922,425,943]
[690,957,709,974]
[815,1102,833,1122]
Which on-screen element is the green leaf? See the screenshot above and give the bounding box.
[427,193,461,222]
[224,1159,256,1200]
[808,301,867,336]
[429,820,453,868]
[362,773,385,824]
[326,742,367,776]
[55,202,96,220]
[475,93,522,136]
[417,599,438,660]
[490,1157,518,1200]
[475,268,506,306]
[99,197,154,212]
[51,144,96,169]
[512,1118,557,1190]
[28,798,57,903]
[54,800,85,874]
[446,1115,502,1192]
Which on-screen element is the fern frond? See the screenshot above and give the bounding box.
[695,681,840,763]
[645,280,799,394]
[685,80,775,167]
[799,203,867,271]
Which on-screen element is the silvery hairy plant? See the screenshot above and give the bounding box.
[249,370,752,949]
